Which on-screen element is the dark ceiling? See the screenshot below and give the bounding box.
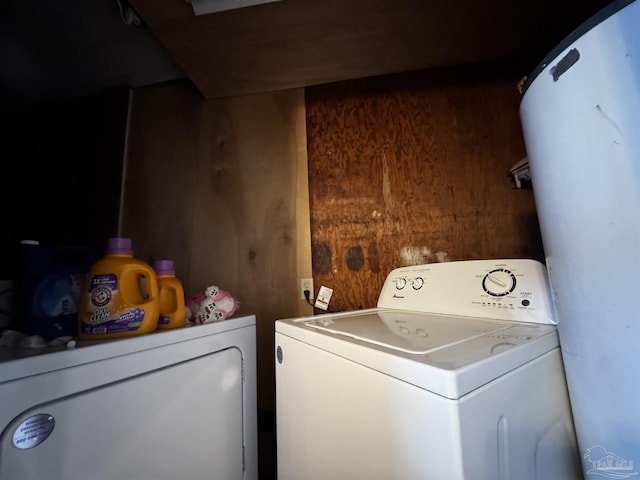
[0,0,614,109]
[0,0,183,109]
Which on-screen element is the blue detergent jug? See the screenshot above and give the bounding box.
[13,240,94,339]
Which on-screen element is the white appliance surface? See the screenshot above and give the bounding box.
[276,259,581,480]
[0,315,257,480]
[520,0,640,474]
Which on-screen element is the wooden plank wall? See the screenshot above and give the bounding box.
[119,80,311,422]
[306,66,544,312]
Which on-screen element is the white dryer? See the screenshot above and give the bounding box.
[275,259,581,480]
[0,315,257,480]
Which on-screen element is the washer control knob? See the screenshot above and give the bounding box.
[396,277,407,290]
[482,268,517,297]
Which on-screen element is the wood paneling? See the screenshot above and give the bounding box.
[127,0,551,99]
[120,80,311,423]
[306,67,544,312]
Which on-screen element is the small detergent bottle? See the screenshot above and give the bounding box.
[152,260,186,330]
[78,237,159,340]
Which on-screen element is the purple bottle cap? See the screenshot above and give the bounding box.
[153,260,175,275]
[106,237,133,255]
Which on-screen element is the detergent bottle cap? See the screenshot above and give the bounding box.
[106,237,133,255]
[153,260,175,275]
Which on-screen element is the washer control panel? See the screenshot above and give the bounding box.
[377,259,555,324]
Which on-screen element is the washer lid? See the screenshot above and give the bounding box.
[305,311,511,355]
[276,308,559,399]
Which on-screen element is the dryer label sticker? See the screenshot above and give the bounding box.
[13,414,55,449]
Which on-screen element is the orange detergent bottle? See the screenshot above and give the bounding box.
[78,237,159,340]
[152,260,186,330]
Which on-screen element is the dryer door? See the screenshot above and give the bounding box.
[1,347,244,480]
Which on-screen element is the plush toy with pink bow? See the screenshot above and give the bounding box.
[186,286,240,325]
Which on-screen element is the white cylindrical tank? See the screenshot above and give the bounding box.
[520,0,640,476]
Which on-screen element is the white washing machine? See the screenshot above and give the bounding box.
[275,259,581,480]
[0,315,257,480]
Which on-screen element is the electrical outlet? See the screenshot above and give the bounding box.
[300,278,314,300]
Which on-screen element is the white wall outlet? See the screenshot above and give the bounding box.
[300,278,314,300]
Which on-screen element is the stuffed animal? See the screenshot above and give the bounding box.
[186,286,239,325]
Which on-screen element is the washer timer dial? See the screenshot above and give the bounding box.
[482,268,517,297]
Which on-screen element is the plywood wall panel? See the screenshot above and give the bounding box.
[306,69,544,312]
[121,81,310,423]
